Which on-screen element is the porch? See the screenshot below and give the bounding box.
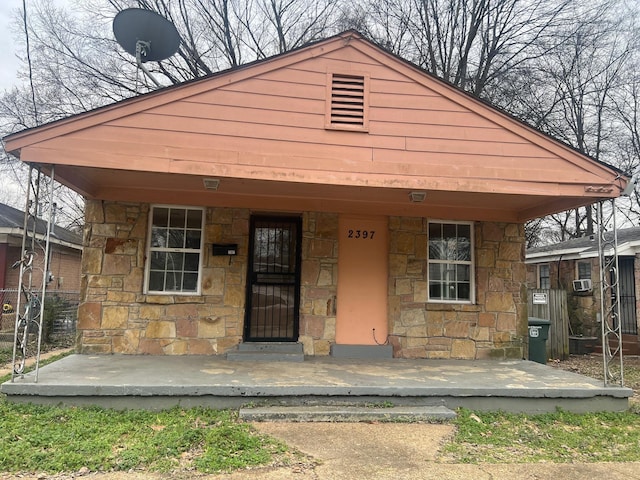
[1,355,632,413]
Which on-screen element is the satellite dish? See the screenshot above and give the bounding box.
[113,8,180,88]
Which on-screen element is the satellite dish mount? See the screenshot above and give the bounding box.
[113,8,180,89]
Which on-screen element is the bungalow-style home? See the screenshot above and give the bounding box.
[2,31,629,360]
[526,227,640,353]
[0,202,83,292]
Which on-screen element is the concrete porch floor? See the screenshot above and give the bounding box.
[1,355,633,413]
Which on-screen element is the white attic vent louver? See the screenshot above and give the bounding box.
[327,73,369,131]
[203,178,220,191]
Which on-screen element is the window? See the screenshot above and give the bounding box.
[145,205,204,295]
[538,264,550,289]
[427,221,474,303]
[577,261,591,280]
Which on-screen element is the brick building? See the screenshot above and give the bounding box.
[0,202,83,292]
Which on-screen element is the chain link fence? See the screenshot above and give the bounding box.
[0,289,79,351]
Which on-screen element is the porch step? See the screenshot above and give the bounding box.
[591,335,640,356]
[239,405,457,422]
[226,342,304,362]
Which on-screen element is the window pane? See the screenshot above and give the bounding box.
[150,252,166,270]
[443,281,456,299]
[185,230,201,249]
[186,209,202,228]
[151,227,167,248]
[428,223,442,260]
[458,283,470,300]
[183,273,198,291]
[169,209,186,228]
[429,263,443,280]
[429,282,442,299]
[164,271,182,291]
[457,237,471,261]
[152,208,169,228]
[167,252,184,271]
[167,229,184,248]
[184,253,199,272]
[457,224,471,239]
[578,262,591,280]
[148,271,165,291]
[457,264,470,281]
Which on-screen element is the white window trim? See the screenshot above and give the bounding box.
[143,204,205,296]
[576,260,592,280]
[427,220,475,304]
[538,263,550,289]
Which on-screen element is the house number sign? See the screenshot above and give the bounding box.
[347,229,376,239]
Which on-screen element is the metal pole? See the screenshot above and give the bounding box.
[11,165,34,381]
[34,165,55,382]
[597,198,624,387]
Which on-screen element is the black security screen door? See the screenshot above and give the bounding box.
[245,216,302,341]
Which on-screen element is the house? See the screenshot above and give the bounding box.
[526,227,640,351]
[0,202,83,292]
[2,31,628,360]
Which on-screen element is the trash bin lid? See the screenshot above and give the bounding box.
[528,317,551,326]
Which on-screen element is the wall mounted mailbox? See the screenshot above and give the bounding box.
[212,244,238,256]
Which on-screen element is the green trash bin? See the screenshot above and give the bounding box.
[528,317,551,364]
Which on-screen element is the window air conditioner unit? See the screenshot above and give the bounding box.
[573,279,592,293]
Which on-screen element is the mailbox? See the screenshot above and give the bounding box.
[212,244,238,256]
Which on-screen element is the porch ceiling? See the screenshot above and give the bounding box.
[51,164,599,222]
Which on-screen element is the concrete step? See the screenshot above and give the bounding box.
[237,342,303,353]
[227,342,304,362]
[239,405,457,422]
[591,335,640,356]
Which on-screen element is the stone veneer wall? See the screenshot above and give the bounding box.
[77,201,339,355]
[78,201,250,355]
[298,212,339,355]
[388,218,527,359]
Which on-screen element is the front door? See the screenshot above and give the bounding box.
[244,216,302,341]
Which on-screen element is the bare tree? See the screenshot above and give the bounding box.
[524,2,634,241]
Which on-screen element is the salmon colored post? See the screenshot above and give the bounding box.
[336,214,389,345]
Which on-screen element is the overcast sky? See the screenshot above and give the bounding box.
[0,1,22,91]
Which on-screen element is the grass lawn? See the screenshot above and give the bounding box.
[442,408,640,463]
[0,402,296,474]
[441,355,640,464]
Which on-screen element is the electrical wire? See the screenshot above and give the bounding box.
[22,0,39,126]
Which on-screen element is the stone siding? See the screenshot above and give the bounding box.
[78,201,249,355]
[298,213,339,355]
[78,201,338,355]
[388,218,526,359]
[78,201,526,358]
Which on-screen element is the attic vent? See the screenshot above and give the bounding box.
[327,73,369,131]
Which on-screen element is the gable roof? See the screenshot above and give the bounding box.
[526,226,640,262]
[0,202,83,249]
[3,31,629,223]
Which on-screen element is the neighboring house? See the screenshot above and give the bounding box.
[0,202,83,292]
[3,31,628,360]
[526,227,640,346]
